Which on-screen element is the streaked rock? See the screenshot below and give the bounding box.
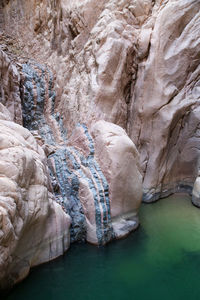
[2,0,199,203]
[47,120,143,245]
[0,0,200,288]
[91,120,143,239]
[0,113,71,289]
[0,49,22,124]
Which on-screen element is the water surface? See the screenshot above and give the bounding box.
[4,194,200,300]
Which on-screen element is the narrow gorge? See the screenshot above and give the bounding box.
[0,0,200,297]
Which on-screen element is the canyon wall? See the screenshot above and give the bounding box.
[1,0,199,202]
[0,48,142,287]
[0,0,200,288]
[128,0,200,201]
[0,98,71,289]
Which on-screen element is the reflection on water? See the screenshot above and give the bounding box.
[3,194,200,300]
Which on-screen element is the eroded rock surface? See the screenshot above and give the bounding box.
[0,0,200,289]
[192,173,200,208]
[0,0,155,133]
[128,0,200,201]
[0,49,22,124]
[91,120,142,239]
[2,0,199,203]
[59,120,143,244]
[17,61,142,245]
[0,105,71,289]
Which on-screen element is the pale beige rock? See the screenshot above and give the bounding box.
[0,0,199,203]
[128,0,200,201]
[0,117,71,289]
[0,102,12,121]
[0,0,154,135]
[91,120,143,239]
[4,0,200,204]
[0,49,22,124]
[53,0,153,134]
[192,177,200,207]
[48,120,142,245]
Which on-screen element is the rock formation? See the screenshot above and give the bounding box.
[128,0,200,202]
[0,49,22,124]
[0,0,200,289]
[0,48,142,286]
[90,120,142,240]
[192,172,200,208]
[0,104,71,289]
[1,0,199,203]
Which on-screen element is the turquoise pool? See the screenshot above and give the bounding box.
[4,194,200,300]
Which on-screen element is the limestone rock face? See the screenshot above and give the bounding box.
[0,49,22,124]
[2,0,200,204]
[192,174,200,208]
[0,0,154,134]
[0,108,71,289]
[91,120,143,239]
[47,120,142,245]
[9,60,142,246]
[128,0,200,201]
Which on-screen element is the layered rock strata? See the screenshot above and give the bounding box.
[90,121,142,240]
[20,61,143,245]
[0,47,143,287]
[1,0,199,202]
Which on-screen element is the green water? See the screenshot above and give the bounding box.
[4,194,200,300]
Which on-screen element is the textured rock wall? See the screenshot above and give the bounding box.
[0,104,71,289]
[0,49,72,288]
[0,49,22,124]
[0,48,142,279]
[19,61,142,245]
[91,121,142,240]
[192,173,200,208]
[2,0,199,203]
[0,0,200,287]
[128,0,200,201]
[0,0,155,133]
